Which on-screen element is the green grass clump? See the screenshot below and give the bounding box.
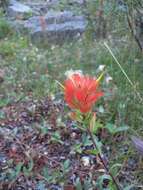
[0,18,13,39]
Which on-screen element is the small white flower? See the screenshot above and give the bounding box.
[105,74,113,84]
[23,57,27,62]
[35,47,39,52]
[65,69,83,78]
[98,105,105,113]
[81,156,90,166]
[56,117,62,123]
[50,94,55,100]
[51,45,55,50]
[97,65,105,72]
[71,132,76,138]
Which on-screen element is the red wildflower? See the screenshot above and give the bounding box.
[64,73,104,113]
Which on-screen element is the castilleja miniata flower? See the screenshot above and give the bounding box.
[64,73,104,113]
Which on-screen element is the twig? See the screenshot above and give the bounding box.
[87,128,121,190]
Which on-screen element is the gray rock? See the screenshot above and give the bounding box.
[24,11,84,27]
[23,11,87,45]
[7,0,32,19]
[45,11,75,24]
[69,0,85,5]
[31,20,86,45]
[6,0,87,45]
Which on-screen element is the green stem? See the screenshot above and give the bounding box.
[87,128,121,190]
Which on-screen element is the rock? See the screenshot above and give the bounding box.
[69,0,85,5]
[24,11,87,45]
[6,1,87,45]
[24,11,76,27]
[31,20,86,45]
[44,11,76,24]
[7,0,32,19]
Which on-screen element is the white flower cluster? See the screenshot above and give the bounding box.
[97,65,113,84]
[65,69,83,78]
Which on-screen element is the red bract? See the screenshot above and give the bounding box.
[64,74,104,113]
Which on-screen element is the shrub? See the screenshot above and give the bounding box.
[0,18,12,39]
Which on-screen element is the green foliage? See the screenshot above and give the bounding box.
[75,178,93,190]
[124,0,142,8]
[42,168,53,183]
[8,159,34,181]
[51,131,63,144]
[9,162,23,180]
[75,178,83,190]
[41,159,71,185]
[0,40,15,57]
[96,174,112,190]
[71,143,82,154]
[92,120,104,134]
[0,36,28,58]
[0,16,12,39]
[62,159,71,175]
[23,158,34,176]
[109,163,122,177]
[82,133,93,146]
[105,123,129,134]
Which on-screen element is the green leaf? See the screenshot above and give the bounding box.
[109,163,122,176]
[114,126,129,133]
[83,179,92,190]
[105,123,129,134]
[23,158,33,176]
[0,111,5,119]
[63,159,70,172]
[93,135,102,155]
[10,162,23,179]
[82,133,92,146]
[105,123,114,133]
[15,162,23,177]
[41,126,48,135]
[51,132,63,144]
[42,168,53,182]
[75,178,83,190]
[90,119,104,134]
[85,149,99,155]
[96,174,112,190]
[72,144,82,154]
